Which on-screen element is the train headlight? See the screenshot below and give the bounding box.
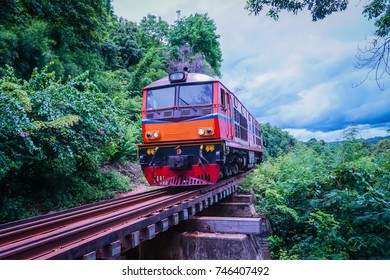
[145,131,152,139]
[206,127,214,135]
[152,130,160,139]
[198,128,205,136]
[205,145,215,152]
[169,72,187,83]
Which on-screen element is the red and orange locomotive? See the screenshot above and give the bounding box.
[138,71,263,186]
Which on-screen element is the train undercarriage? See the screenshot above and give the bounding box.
[138,141,262,186]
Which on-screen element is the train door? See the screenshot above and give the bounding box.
[226,92,233,139]
[219,88,232,139]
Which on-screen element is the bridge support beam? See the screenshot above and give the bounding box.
[182,216,268,235]
[97,241,121,260]
[120,231,140,250]
[81,251,96,260]
[124,193,272,260]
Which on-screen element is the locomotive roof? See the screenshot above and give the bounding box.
[143,72,260,126]
[143,72,218,89]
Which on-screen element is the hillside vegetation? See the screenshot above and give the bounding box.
[0,1,221,223]
[242,128,390,259]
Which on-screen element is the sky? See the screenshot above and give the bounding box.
[112,0,390,142]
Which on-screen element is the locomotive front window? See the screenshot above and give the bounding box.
[146,87,175,109]
[178,84,213,106]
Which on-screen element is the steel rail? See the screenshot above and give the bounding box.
[0,173,249,260]
[0,190,199,259]
[0,187,181,245]
[0,186,193,246]
[0,187,169,231]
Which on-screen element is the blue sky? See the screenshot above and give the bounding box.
[113,0,390,141]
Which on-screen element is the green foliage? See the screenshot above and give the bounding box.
[245,0,390,39]
[335,126,372,163]
[374,139,390,153]
[0,1,113,79]
[242,138,390,259]
[363,0,390,37]
[128,47,169,93]
[170,13,222,76]
[1,65,122,173]
[0,0,20,25]
[0,65,137,223]
[0,169,132,224]
[19,0,110,44]
[103,19,142,70]
[138,14,169,49]
[0,66,36,177]
[0,20,53,79]
[245,0,348,21]
[261,123,297,158]
[0,1,224,224]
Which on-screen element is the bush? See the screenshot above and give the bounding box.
[242,140,390,259]
[1,65,124,177]
[0,65,138,224]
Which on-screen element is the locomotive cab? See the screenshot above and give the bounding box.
[141,71,218,143]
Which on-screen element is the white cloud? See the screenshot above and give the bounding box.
[284,128,344,142]
[275,84,338,124]
[286,124,390,142]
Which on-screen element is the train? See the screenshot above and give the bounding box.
[137,71,264,186]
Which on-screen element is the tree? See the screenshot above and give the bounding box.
[260,123,297,158]
[0,0,113,79]
[168,44,213,75]
[0,65,123,179]
[245,0,348,21]
[245,0,390,89]
[169,13,222,76]
[19,0,111,45]
[242,138,390,259]
[356,0,390,90]
[138,14,169,48]
[0,65,135,223]
[0,19,53,79]
[102,19,142,70]
[128,47,169,94]
[0,0,20,25]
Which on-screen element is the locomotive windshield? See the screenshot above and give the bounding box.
[146,87,175,109]
[146,83,213,110]
[178,84,213,106]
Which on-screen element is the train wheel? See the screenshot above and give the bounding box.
[232,163,239,175]
[222,164,231,178]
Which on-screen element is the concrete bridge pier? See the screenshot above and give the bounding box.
[124,193,272,260]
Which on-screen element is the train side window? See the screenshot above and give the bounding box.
[226,92,230,108]
[220,88,226,109]
[234,97,238,108]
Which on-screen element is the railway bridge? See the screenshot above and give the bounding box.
[0,174,271,260]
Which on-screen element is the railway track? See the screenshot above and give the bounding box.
[0,173,248,260]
